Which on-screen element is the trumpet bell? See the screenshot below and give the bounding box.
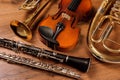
[87,0,120,63]
[10,20,32,41]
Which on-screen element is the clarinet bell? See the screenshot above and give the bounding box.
[67,57,91,72]
[43,50,91,72]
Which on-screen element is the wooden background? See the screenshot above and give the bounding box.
[0,0,120,80]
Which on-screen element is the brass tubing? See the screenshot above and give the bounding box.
[19,0,41,10]
[87,0,120,63]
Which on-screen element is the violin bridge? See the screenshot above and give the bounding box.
[62,13,71,20]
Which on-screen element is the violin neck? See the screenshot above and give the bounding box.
[68,0,82,11]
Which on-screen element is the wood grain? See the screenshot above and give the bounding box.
[0,0,120,80]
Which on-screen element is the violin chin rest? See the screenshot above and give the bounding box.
[38,26,59,46]
[38,26,53,38]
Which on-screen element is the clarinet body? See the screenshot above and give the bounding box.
[0,52,80,79]
[0,38,90,72]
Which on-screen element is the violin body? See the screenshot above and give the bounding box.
[39,15,80,49]
[38,0,92,50]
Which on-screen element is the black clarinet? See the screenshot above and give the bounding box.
[0,38,90,72]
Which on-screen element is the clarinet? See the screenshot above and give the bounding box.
[0,52,80,79]
[0,38,90,72]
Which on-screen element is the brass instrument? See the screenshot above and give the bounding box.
[19,0,41,10]
[10,0,50,41]
[87,0,120,63]
[0,52,80,79]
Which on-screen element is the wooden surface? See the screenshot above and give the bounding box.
[0,0,120,80]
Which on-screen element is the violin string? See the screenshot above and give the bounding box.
[60,0,76,23]
[61,0,80,23]
[55,0,81,28]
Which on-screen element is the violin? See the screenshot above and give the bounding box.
[38,0,92,50]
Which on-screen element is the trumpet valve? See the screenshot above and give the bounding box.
[19,0,41,10]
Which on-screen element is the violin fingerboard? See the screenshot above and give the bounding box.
[68,0,82,12]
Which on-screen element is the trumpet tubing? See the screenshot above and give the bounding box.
[87,0,120,63]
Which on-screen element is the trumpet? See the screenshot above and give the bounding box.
[10,0,50,41]
[19,0,41,10]
[87,0,120,63]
